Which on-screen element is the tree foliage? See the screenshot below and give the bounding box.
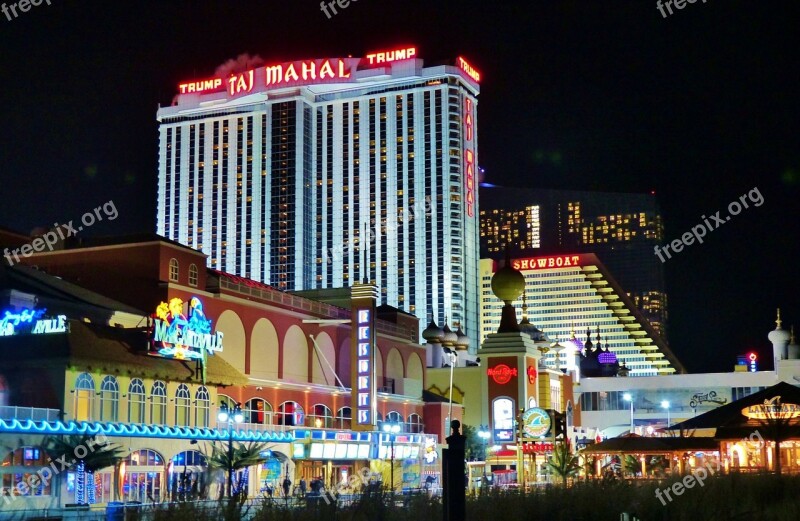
[546,442,580,486]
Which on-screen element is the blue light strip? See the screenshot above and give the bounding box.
[0,419,296,442]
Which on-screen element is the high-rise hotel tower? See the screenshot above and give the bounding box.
[156,47,481,350]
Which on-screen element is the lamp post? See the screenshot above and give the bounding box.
[478,425,490,476]
[443,347,457,433]
[218,402,244,499]
[623,393,634,434]
[661,400,671,434]
[382,422,401,493]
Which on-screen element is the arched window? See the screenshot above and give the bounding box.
[168,258,179,282]
[276,401,304,426]
[386,410,403,425]
[308,404,333,428]
[243,398,273,425]
[73,372,95,422]
[195,386,210,427]
[124,449,165,503]
[175,384,191,426]
[407,413,423,434]
[336,407,352,430]
[188,264,199,287]
[150,381,167,425]
[99,376,119,422]
[128,379,146,424]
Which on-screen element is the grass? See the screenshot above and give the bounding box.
[22,475,799,521]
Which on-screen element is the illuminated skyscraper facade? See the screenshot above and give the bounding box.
[479,187,668,340]
[156,48,481,349]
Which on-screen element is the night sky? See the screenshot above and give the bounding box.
[1,1,797,373]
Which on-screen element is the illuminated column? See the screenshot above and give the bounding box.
[351,283,379,432]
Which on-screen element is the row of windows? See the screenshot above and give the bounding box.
[73,373,210,427]
[217,395,424,433]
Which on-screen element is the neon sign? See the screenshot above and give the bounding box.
[177,57,361,97]
[527,365,537,384]
[748,352,758,372]
[511,255,582,271]
[364,46,417,65]
[464,97,475,218]
[0,308,67,337]
[151,297,223,360]
[487,364,518,385]
[355,308,373,425]
[457,56,480,83]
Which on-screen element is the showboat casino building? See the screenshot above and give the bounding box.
[156,46,482,351]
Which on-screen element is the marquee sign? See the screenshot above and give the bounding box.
[0,308,68,337]
[521,407,552,439]
[464,97,476,218]
[150,297,223,360]
[177,46,479,99]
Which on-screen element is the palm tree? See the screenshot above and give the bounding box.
[202,441,272,500]
[546,442,580,486]
[43,434,124,504]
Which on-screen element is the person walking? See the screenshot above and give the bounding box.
[282,477,291,499]
[299,477,307,497]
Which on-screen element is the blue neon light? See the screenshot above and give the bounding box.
[0,419,296,442]
[0,308,46,336]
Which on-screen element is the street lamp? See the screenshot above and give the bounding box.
[623,393,634,434]
[218,402,244,499]
[443,347,457,434]
[478,425,490,476]
[382,423,401,493]
[661,400,671,434]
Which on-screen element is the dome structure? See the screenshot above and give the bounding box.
[788,326,799,360]
[441,322,458,347]
[454,326,470,350]
[422,319,445,343]
[768,308,791,345]
[491,263,525,304]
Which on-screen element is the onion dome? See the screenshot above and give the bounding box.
[422,319,445,344]
[583,327,593,351]
[618,361,631,377]
[441,322,458,347]
[454,326,470,350]
[768,308,791,345]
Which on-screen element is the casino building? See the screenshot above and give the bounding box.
[479,255,682,376]
[0,235,446,510]
[156,46,482,351]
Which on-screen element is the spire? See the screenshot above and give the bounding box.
[570,322,576,340]
[596,325,601,345]
[776,308,783,329]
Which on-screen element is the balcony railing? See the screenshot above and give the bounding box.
[0,406,61,422]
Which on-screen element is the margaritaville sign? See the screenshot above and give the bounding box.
[0,308,68,337]
[150,297,223,360]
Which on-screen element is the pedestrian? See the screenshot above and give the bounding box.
[299,477,307,497]
[282,477,291,498]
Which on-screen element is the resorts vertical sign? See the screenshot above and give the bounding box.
[351,283,378,431]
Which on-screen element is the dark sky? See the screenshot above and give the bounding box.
[0,1,797,373]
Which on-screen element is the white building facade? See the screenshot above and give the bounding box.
[156,48,481,350]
